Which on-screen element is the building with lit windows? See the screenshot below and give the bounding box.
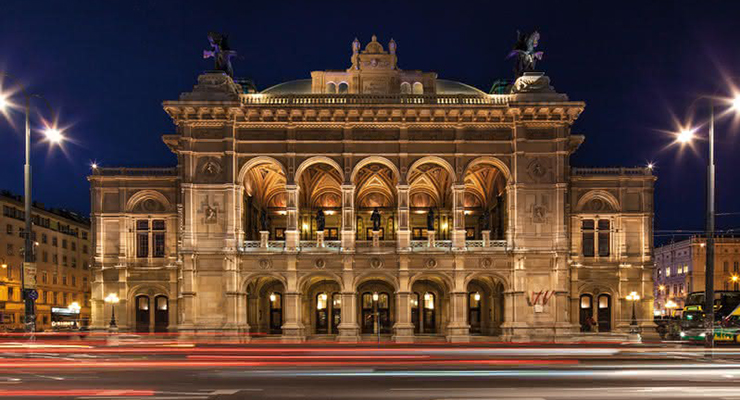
[0,190,92,331]
[89,35,655,340]
[654,236,740,316]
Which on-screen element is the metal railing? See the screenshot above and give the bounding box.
[91,167,178,176]
[571,167,652,176]
[241,93,510,106]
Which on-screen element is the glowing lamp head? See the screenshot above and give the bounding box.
[658,284,666,292]
[627,291,640,301]
[732,275,739,283]
[0,262,6,269]
[647,163,654,170]
[0,94,7,111]
[43,127,64,144]
[677,129,694,144]
[372,292,379,302]
[473,292,481,302]
[91,163,98,169]
[269,293,277,302]
[69,301,81,312]
[104,293,119,304]
[732,95,740,112]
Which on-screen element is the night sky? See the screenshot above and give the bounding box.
[1,1,739,242]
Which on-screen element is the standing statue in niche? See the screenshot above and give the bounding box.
[426,208,435,231]
[316,209,326,232]
[371,207,381,231]
[479,209,491,231]
[506,30,543,78]
[203,31,237,77]
[259,209,270,232]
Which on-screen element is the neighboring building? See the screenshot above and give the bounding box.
[89,35,655,341]
[654,236,740,315]
[0,190,92,331]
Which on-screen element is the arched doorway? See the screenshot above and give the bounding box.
[357,279,394,335]
[154,295,169,332]
[467,276,505,335]
[411,278,448,335]
[245,276,286,335]
[579,294,594,332]
[135,295,150,333]
[303,277,342,335]
[463,159,508,241]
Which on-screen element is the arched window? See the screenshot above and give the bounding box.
[326,82,337,93]
[337,82,349,94]
[315,292,329,334]
[154,295,169,332]
[412,82,424,94]
[597,294,611,332]
[469,291,482,334]
[579,294,593,332]
[400,82,411,94]
[269,292,282,334]
[135,295,150,333]
[331,293,341,333]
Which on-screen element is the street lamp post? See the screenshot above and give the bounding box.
[105,293,120,330]
[676,92,740,349]
[0,73,64,334]
[626,291,641,334]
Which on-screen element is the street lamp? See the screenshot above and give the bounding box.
[68,301,81,329]
[665,300,678,317]
[626,291,640,333]
[0,72,66,334]
[673,91,740,349]
[372,292,380,343]
[104,293,120,329]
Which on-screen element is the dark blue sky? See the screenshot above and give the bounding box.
[1,1,739,241]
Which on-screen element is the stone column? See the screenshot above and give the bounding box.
[451,184,466,250]
[446,291,470,342]
[482,230,491,247]
[341,184,355,251]
[178,255,197,332]
[396,185,411,251]
[316,230,325,248]
[337,291,359,341]
[285,184,300,251]
[259,231,269,248]
[392,291,415,342]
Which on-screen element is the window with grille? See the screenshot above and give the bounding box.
[582,220,595,257]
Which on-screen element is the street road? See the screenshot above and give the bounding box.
[0,338,738,399]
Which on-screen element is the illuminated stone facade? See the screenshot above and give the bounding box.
[89,36,655,341]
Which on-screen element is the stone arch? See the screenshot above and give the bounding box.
[353,271,399,292]
[127,283,170,302]
[463,271,510,292]
[237,156,288,184]
[400,82,411,94]
[412,82,424,94]
[125,190,171,213]
[295,156,344,185]
[408,272,453,293]
[241,272,288,292]
[576,190,621,213]
[326,81,337,93]
[298,271,344,293]
[406,156,456,184]
[127,283,171,333]
[577,281,618,298]
[351,156,400,183]
[337,82,349,94]
[463,156,512,184]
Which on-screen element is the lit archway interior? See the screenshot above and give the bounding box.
[463,163,507,240]
[243,161,287,240]
[408,162,452,240]
[298,163,342,240]
[354,163,398,240]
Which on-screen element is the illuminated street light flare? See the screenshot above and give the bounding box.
[677,128,694,144]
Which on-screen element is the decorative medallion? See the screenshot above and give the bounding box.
[424,258,438,269]
[315,258,326,269]
[199,157,223,182]
[480,258,493,269]
[532,204,547,223]
[258,259,272,270]
[527,158,548,181]
[370,258,383,269]
[205,205,218,224]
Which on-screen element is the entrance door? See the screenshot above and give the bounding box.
[469,292,482,334]
[135,295,150,333]
[316,293,329,334]
[579,294,593,332]
[411,293,420,334]
[422,292,436,333]
[597,294,611,332]
[331,293,341,334]
[269,292,282,334]
[378,293,391,334]
[154,295,168,332]
[361,293,374,334]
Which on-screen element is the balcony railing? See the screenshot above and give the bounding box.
[241,93,510,106]
[299,240,341,252]
[571,167,652,176]
[466,240,508,251]
[91,167,178,176]
[239,239,508,253]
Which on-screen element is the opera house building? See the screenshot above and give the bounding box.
[89,35,655,341]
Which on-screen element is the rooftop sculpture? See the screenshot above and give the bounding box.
[507,30,543,78]
[203,31,237,77]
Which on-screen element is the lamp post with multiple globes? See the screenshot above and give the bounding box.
[0,73,65,334]
[626,291,641,334]
[105,293,120,330]
[674,91,740,349]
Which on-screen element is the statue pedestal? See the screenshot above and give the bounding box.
[482,230,491,247]
[427,230,436,248]
[372,231,380,248]
[259,231,270,248]
[316,230,325,248]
